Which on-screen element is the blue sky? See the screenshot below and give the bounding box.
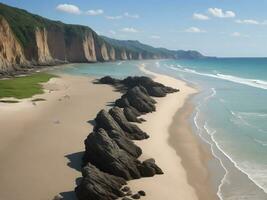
[2,0,267,57]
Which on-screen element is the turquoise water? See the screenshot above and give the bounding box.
[59,58,267,199]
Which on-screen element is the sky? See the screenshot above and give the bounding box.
[2,0,267,57]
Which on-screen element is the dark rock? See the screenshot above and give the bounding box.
[138,190,146,196]
[121,186,131,192]
[131,193,141,199]
[107,130,142,158]
[94,109,124,133]
[109,107,149,140]
[116,86,156,113]
[121,76,179,97]
[98,76,119,85]
[138,158,163,177]
[122,197,132,200]
[115,97,130,108]
[75,163,126,200]
[123,106,142,123]
[83,128,141,180]
[126,191,133,196]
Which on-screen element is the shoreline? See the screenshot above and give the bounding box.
[169,95,219,200]
[127,65,217,199]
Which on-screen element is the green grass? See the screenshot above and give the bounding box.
[0,73,57,99]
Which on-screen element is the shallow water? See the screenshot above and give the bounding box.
[58,58,267,199]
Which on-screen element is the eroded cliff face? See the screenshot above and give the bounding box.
[121,50,128,60]
[0,17,28,72]
[109,47,115,61]
[100,43,109,61]
[138,53,143,60]
[128,53,132,60]
[47,28,66,61]
[35,28,54,65]
[83,31,97,62]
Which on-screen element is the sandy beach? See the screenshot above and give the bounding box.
[128,65,217,200]
[0,74,120,200]
[0,65,217,200]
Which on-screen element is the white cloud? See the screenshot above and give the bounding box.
[235,19,260,25]
[120,27,139,33]
[208,8,235,18]
[185,27,206,33]
[231,32,249,37]
[124,12,140,19]
[151,35,160,39]
[231,32,241,37]
[86,9,104,16]
[106,15,122,20]
[56,4,81,15]
[193,13,209,20]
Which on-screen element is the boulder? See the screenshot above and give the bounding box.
[83,128,142,180]
[109,107,149,140]
[121,76,179,97]
[107,130,142,158]
[131,193,141,199]
[94,109,124,133]
[123,106,143,123]
[75,163,126,200]
[121,186,131,193]
[116,86,156,113]
[98,76,119,85]
[138,190,146,196]
[138,159,163,177]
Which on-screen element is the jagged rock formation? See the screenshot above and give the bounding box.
[109,107,149,140]
[83,128,142,180]
[75,163,126,200]
[75,76,178,200]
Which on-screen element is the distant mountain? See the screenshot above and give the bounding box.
[0,2,204,74]
[102,36,205,60]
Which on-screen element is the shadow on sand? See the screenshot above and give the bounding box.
[58,152,84,200]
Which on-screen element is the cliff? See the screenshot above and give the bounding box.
[0,3,204,74]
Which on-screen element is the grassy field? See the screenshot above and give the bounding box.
[0,73,57,99]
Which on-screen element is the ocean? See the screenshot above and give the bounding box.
[58,58,267,199]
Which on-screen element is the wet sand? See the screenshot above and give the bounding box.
[128,65,217,200]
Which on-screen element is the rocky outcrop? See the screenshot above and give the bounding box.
[35,28,54,65]
[107,130,142,158]
[0,16,28,72]
[75,163,126,200]
[83,128,142,180]
[75,75,177,200]
[138,159,164,177]
[116,86,156,113]
[121,76,179,97]
[94,109,124,133]
[109,107,149,140]
[123,106,143,123]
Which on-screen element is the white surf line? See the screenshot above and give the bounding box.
[165,64,267,90]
